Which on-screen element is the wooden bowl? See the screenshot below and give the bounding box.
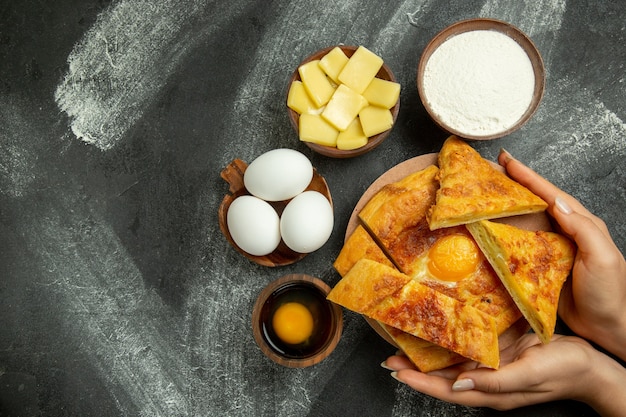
[287,45,400,158]
[417,18,545,140]
[218,159,333,267]
[252,274,343,368]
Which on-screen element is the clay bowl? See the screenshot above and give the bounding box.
[417,18,545,140]
[252,274,343,368]
[218,159,332,267]
[287,45,400,158]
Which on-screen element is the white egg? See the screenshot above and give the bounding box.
[244,148,313,201]
[280,191,333,253]
[227,195,281,256]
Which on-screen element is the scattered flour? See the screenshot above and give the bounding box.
[54,0,246,151]
[422,30,535,137]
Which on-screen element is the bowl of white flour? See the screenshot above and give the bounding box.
[417,18,545,140]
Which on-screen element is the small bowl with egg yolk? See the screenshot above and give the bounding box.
[252,274,343,367]
[287,45,401,158]
[417,18,545,140]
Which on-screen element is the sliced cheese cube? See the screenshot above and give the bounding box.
[287,81,321,114]
[338,46,384,94]
[321,84,369,131]
[298,60,335,108]
[337,118,369,150]
[319,47,349,84]
[362,78,401,109]
[299,113,339,147]
[359,106,393,137]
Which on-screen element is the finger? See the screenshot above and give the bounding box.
[499,333,542,364]
[550,204,619,259]
[498,151,610,237]
[426,361,479,380]
[392,369,528,410]
[455,360,538,395]
[498,151,589,213]
[383,355,415,371]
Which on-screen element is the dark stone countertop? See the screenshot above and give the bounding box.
[1,1,624,416]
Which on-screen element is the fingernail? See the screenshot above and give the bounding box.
[499,148,514,163]
[390,371,405,384]
[555,196,573,215]
[452,378,475,391]
[381,361,394,371]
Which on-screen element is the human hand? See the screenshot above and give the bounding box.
[498,149,626,360]
[384,333,626,416]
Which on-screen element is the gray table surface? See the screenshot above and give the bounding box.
[1,1,624,416]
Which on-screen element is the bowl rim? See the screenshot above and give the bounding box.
[287,45,400,158]
[416,18,545,141]
[251,274,343,368]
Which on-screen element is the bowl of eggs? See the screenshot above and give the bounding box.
[287,45,401,158]
[251,274,343,367]
[417,18,545,140]
[219,148,334,267]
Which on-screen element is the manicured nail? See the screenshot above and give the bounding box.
[499,148,514,163]
[390,371,405,384]
[555,196,573,215]
[452,378,475,391]
[380,361,394,371]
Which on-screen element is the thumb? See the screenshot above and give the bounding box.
[452,362,533,394]
[551,197,618,259]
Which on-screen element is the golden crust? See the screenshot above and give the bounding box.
[328,259,499,368]
[359,165,439,225]
[333,225,395,277]
[380,323,466,372]
[358,165,520,335]
[467,220,576,344]
[427,136,548,230]
[327,258,412,314]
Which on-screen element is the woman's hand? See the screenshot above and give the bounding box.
[498,150,626,360]
[384,334,626,416]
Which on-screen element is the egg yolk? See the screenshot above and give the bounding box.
[272,302,314,345]
[428,234,480,282]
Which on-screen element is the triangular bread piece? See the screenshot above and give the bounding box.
[427,136,548,230]
[380,323,466,372]
[333,224,396,277]
[327,258,500,368]
[356,165,521,335]
[467,220,576,344]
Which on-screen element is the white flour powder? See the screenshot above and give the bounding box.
[422,30,535,137]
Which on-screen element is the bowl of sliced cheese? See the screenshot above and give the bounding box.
[287,45,400,158]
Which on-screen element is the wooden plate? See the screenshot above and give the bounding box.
[345,153,551,348]
[287,45,400,158]
[219,159,332,267]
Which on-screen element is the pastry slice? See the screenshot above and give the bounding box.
[327,258,500,368]
[358,164,439,224]
[333,224,395,277]
[427,136,548,230]
[380,323,466,372]
[358,165,521,335]
[467,220,576,344]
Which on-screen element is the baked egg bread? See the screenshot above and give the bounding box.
[356,165,521,335]
[327,259,500,369]
[329,136,575,371]
[333,224,395,277]
[427,136,548,230]
[467,220,576,343]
